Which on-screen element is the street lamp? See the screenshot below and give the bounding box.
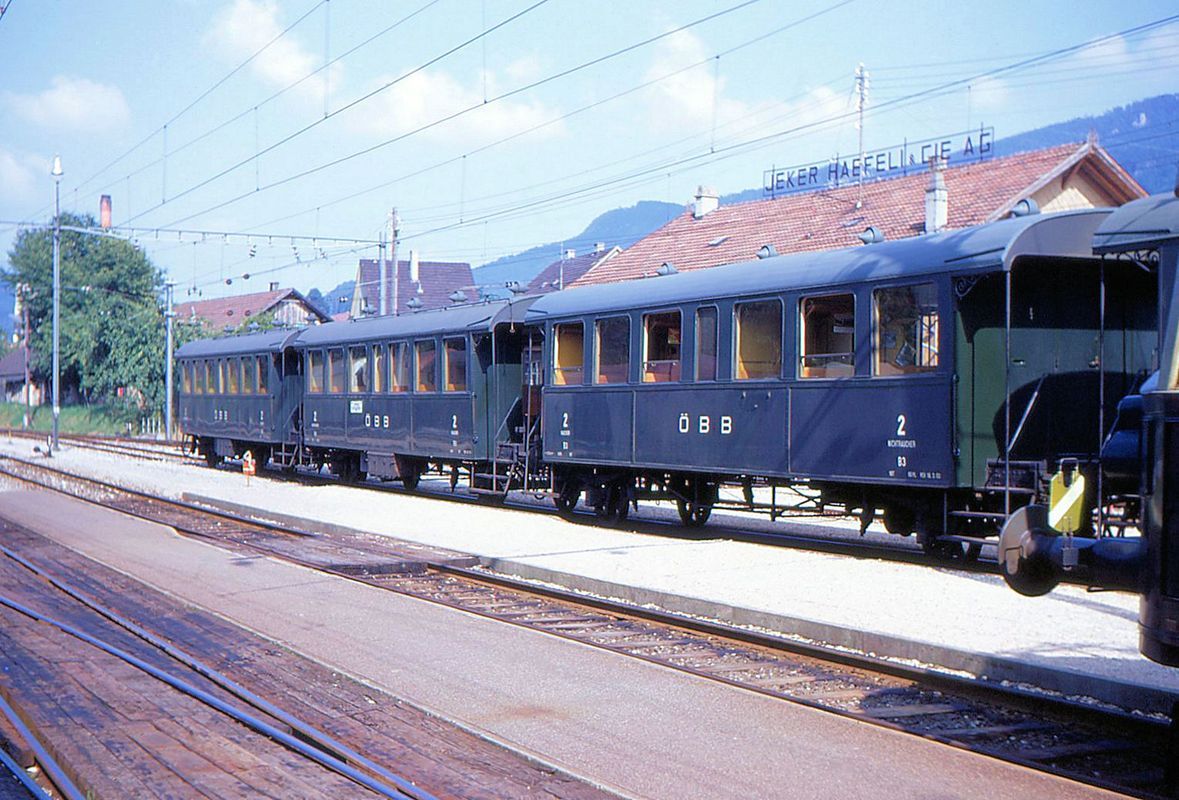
[51,154,63,452]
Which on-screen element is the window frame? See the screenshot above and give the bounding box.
[415,339,438,393]
[594,315,631,385]
[694,305,719,382]
[348,344,369,393]
[641,309,682,383]
[443,336,469,393]
[327,348,345,394]
[798,292,857,380]
[552,321,585,387]
[389,341,409,393]
[372,343,386,394]
[872,282,940,377]
[307,350,325,394]
[732,298,783,381]
[256,355,267,394]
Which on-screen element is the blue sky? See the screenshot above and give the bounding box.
[2,0,1178,302]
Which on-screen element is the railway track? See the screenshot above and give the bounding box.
[1,453,1176,798]
[1,428,193,464]
[0,427,1010,575]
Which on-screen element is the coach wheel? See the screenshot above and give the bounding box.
[401,464,421,491]
[553,480,580,517]
[676,498,712,527]
[882,505,916,536]
[204,448,221,468]
[595,484,629,525]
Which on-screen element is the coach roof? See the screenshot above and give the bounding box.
[295,296,538,347]
[526,208,1110,320]
[176,328,301,358]
[1092,193,1179,254]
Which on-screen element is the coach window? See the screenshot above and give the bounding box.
[595,316,630,384]
[874,283,939,376]
[203,361,213,394]
[349,345,368,393]
[307,350,324,393]
[256,355,267,394]
[800,293,855,379]
[326,348,345,393]
[695,306,718,381]
[642,311,680,382]
[444,337,468,392]
[734,299,782,380]
[182,363,192,394]
[241,358,254,395]
[390,342,409,392]
[372,344,386,393]
[216,359,227,394]
[552,322,584,386]
[416,340,437,392]
[227,358,241,394]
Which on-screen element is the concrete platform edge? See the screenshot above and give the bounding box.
[183,493,1179,716]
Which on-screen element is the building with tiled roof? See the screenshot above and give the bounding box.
[0,347,42,405]
[350,256,474,317]
[574,141,1144,287]
[525,244,621,294]
[177,285,329,331]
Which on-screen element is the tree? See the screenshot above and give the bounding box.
[1,213,197,412]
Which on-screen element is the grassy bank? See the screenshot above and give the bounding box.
[0,402,143,436]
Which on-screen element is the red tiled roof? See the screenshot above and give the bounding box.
[177,287,326,329]
[575,142,1144,287]
[525,246,620,294]
[354,259,474,316]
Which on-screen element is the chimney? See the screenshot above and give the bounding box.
[693,185,719,219]
[924,157,947,234]
[268,281,279,291]
[100,195,112,229]
[409,249,420,284]
[593,242,605,254]
[564,248,575,260]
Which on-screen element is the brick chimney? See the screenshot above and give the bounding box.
[924,158,947,234]
[693,186,719,219]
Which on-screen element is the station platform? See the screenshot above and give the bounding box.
[0,485,1131,799]
[2,438,1178,720]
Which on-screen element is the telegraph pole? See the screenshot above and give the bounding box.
[389,208,400,315]
[855,63,869,208]
[164,280,176,441]
[18,284,31,429]
[51,154,63,451]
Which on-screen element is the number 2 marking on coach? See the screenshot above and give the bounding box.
[896,414,907,437]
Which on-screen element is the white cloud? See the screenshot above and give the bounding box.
[0,147,44,206]
[642,30,744,132]
[205,0,335,104]
[5,77,131,132]
[346,68,558,144]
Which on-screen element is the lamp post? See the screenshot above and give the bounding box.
[51,154,63,452]
[164,280,176,441]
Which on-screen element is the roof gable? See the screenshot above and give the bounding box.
[353,259,475,316]
[574,142,1144,288]
[177,287,326,329]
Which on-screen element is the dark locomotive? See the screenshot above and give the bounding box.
[178,205,1152,541]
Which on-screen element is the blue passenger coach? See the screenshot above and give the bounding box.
[527,207,1155,547]
[290,298,538,487]
[176,329,302,466]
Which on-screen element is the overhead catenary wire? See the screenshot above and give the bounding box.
[150,0,768,229]
[70,0,328,199]
[124,0,558,227]
[87,0,446,203]
[241,0,857,232]
[392,14,1179,244]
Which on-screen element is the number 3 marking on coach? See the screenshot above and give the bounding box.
[896,414,907,437]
